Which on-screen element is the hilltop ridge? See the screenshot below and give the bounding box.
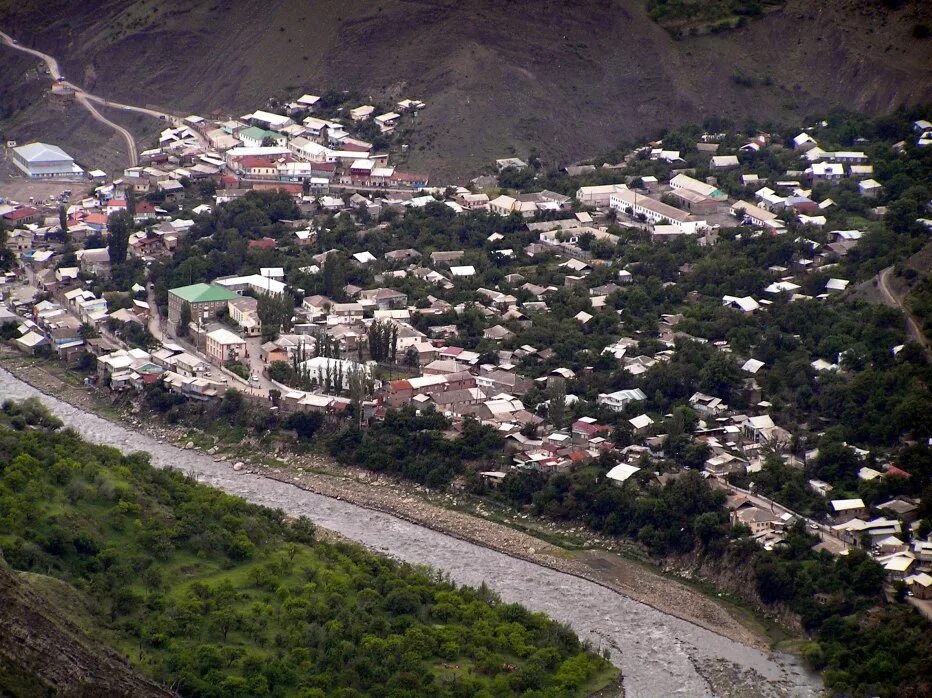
[1,0,930,177]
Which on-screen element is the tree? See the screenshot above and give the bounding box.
[403,346,420,369]
[107,210,133,265]
[321,252,347,299]
[58,205,69,240]
[177,301,192,337]
[256,293,294,340]
[548,378,566,428]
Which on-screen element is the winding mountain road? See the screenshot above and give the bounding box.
[878,266,931,359]
[0,29,200,167]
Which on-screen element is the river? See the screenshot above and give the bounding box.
[0,368,821,697]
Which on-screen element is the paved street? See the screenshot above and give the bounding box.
[712,477,851,555]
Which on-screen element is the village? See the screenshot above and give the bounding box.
[2,93,932,608]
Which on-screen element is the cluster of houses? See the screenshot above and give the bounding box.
[4,107,931,596]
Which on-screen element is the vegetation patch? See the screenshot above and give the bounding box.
[0,399,615,697]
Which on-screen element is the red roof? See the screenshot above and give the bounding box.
[3,206,38,221]
[885,465,911,478]
[107,199,127,208]
[221,174,239,186]
[341,141,371,152]
[85,213,108,225]
[239,156,277,169]
[391,171,428,183]
[247,237,276,250]
[389,379,412,391]
[572,420,608,437]
[136,202,156,214]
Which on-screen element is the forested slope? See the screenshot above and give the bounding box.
[0,398,614,697]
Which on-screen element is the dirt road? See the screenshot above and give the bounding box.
[878,266,931,359]
[0,29,205,167]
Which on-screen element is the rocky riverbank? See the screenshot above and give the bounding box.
[0,358,823,697]
[0,353,771,649]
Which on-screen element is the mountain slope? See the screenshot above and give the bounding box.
[1,0,930,177]
[0,558,172,697]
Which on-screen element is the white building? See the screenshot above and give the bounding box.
[245,110,294,130]
[205,328,247,365]
[575,184,627,207]
[730,201,784,231]
[297,356,370,390]
[669,174,726,200]
[214,274,288,297]
[11,142,84,178]
[597,388,646,412]
[609,189,707,234]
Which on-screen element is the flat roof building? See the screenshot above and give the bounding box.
[11,142,84,179]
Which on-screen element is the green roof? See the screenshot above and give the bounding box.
[169,283,239,304]
[240,126,280,141]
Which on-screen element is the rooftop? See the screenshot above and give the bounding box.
[169,283,239,304]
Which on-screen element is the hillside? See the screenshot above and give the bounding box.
[0,398,615,697]
[1,0,930,178]
[0,559,171,697]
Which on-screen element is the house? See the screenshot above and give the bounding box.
[689,392,726,415]
[730,201,783,231]
[597,388,646,412]
[450,265,476,278]
[483,325,515,342]
[808,162,844,182]
[350,105,375,121]
[374,112,401,133]
[384,371,476,407]
[606,463,641,484]
[475,368,532,395]
[3,206,41,226]
[575,184,627,207]
[858,179,882,198]
[628,414,654,435]
[245,110,294,130]
[227,297,261,336]
[205,328,247,365]
[710,155,740,170]
[78,248,111,277]
[297,357,370,390]
[706,452,749,476]
[793,132,818,151]
[741,414,788,443]
[669,174,726,200]
[215,273,287,298]
[238,127,286,148]
[731,505,781,535]
[830,498,867,522]
[11,142,84,178]
[809,479,833,497]
[359,288,407,310]
[722,295,760,313]
[906,572,932,600]
[167,283,240,328]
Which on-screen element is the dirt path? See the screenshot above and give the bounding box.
[0,28,206,167]
[878,266,931,359]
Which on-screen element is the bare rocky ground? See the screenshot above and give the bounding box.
[0,352,774,652]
